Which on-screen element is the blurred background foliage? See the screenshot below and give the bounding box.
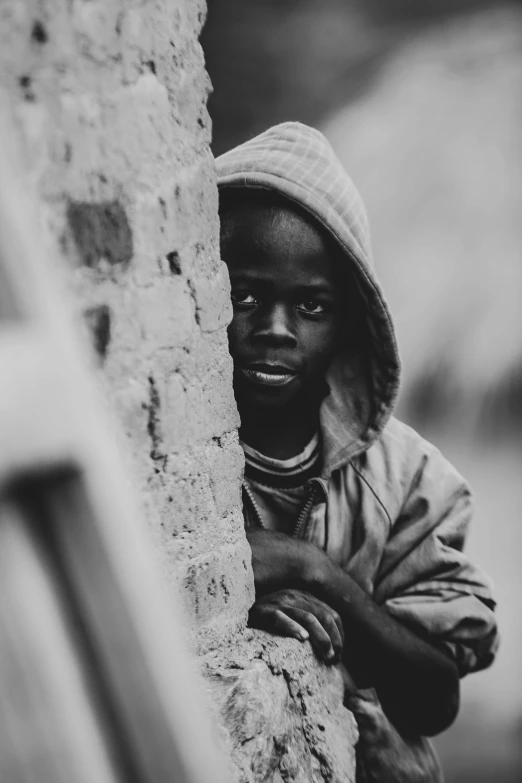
[202,2,522,781]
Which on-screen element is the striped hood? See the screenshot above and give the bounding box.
[216,122,401,476]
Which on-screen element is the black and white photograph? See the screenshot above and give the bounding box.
[0,1,520,782]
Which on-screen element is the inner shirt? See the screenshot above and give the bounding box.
[241,434,320,535]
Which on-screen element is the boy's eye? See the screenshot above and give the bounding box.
[231,290,258,306]
[297,300,329,315]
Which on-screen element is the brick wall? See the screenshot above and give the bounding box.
[0,2,356,779]
[0,0,253,645]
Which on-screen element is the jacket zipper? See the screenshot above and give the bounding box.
[292,485,317,538]
[241,482,264,528]
[242,480,318,538]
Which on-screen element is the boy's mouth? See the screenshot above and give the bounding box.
[240,363,297,387]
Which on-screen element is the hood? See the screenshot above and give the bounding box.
[216,121,401,476]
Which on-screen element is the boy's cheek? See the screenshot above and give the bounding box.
[226,317,245,357]
[227,315,256,360]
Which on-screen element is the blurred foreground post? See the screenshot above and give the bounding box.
[0,113,226,783]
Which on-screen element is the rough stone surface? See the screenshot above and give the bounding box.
[0,1,357,779]
[205,632,357,783]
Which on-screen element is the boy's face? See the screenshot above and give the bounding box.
[221,199,340,412]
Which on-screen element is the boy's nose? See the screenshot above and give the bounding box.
[253,303,297,347]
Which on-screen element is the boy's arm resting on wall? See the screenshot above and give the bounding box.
[246,530,348,662]
[247,528,460,736]
[246,442,499,736]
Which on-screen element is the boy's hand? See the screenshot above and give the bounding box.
[246,528,334,595]
[249,588,344,664]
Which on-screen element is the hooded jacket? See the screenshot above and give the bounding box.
[216,122,497,681]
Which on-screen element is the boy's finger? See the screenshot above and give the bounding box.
[320,613,343,661]
[289,609,334,662]
[331,609,344,647]
[272,609,310,641]
[302,594,344,649]
[291,601,343,661]
[250,604,309,641]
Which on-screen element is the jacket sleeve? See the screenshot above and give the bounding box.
[373,442,498,677]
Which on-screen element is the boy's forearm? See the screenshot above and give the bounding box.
[246,528,319,594]
[309,561,460,736]
[247,529,459,735]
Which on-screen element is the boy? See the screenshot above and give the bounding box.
[216,122,498,780]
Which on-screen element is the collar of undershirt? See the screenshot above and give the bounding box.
[241,433,320,489]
